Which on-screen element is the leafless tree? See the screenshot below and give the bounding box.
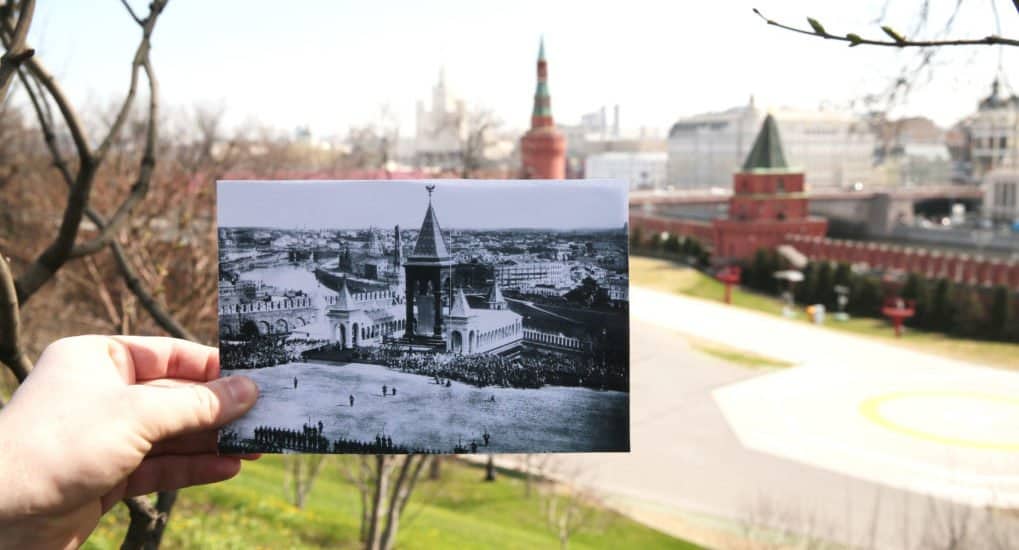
[357,454,431,550]
[457,108,501,178]
[536,459,602,550]
[284,454,329,509]
[0,0,33,103]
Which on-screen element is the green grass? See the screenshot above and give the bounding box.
[687,338,794,369]
[631,255,1019,371]
[85,457,698,550]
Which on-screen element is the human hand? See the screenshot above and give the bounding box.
[0,335,259,549]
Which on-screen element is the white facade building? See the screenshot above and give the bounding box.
[984,169,1019,223]
[667,98,877,189]
[964,79,1019,180]
[585,152,667,190]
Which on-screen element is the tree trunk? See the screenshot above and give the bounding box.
[484,455,496,482]
[429,455,442,480]
[366,455,392,550]
[121,495,171,550]
[379,455,415,550]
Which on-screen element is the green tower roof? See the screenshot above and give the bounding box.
[742,114,788,172]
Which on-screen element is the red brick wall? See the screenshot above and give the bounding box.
[629,214,717,245]
[784,234,1019,290]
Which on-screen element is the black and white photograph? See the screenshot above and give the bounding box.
[217,180,629,454]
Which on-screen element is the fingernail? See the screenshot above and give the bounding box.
[225,375,258,407]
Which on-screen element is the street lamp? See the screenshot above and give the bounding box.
[833,284,850,321]
[773,270,804,318]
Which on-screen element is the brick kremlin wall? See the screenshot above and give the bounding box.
[783,234,1019,291]
[629,214,1019,291]
[629,214,716,245]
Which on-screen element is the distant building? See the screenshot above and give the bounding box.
[493,260,570,290]
[984,168,1019,224]
[954,78,1019,182]
[871,116,951,187]
[667,97,876,189]
[585,151,667,189]
[520,38,567,179]
[415,68,466,170]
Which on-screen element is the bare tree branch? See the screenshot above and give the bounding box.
[1,0,167,304]
[120,0,145,26]
[110,240,195,341]
[0,0,35,103]
[753,8,1019,48]
[0,254,31,382]
[72,57,159,258]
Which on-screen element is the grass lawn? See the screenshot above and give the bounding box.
[631,255,1019,371]
[686,338,794,369]
[85,456,699,549]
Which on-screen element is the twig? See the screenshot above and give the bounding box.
[752,8,1019,48]
[0,254,31,382]
[119,0,144,26]
[0,0,35,103]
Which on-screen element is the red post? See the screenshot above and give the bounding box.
[716,266,742,305]
[881,297,916,339]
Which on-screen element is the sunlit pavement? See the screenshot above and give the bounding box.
[631,286,1019,509]
[492,287,1019,548]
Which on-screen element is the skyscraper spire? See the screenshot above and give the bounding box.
[531,36,553,129]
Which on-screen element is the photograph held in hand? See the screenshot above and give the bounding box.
[216,179,629,454]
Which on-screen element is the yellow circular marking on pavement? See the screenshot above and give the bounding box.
[860,391,1019,451]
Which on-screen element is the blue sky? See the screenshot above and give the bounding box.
[216,180,628,230]
[23,1,1019,136]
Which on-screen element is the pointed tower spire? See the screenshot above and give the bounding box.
[450,288,473,318]
[486,280,506,310]
[531,36,553,129]
[408,185,452,263]
[742,114,788,172]
[333,277,356,311]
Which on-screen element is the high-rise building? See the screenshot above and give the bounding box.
[520,38,566,179]
[415,67,466,170]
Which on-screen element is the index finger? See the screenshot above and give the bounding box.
[109,336,220,383]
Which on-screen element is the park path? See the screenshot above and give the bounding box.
[491,287,1019,549]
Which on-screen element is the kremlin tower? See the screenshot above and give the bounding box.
[712,114,828,259]
[520,38,566,179]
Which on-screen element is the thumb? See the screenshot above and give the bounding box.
[129,375,259,443]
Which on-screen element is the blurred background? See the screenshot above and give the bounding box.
[2,1,1019,548]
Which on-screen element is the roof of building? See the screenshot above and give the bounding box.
[978,78,1019,111]
[409,200,452,262]
[450,288,474,318]
[333,278,356,311]
[742,114,789,172]
[469,308,522,332]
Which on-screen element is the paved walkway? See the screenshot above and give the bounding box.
[495,287,1019,549]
